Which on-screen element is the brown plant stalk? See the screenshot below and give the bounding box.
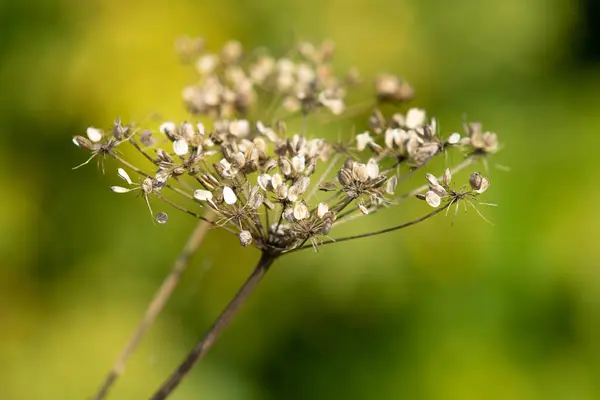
[150,251,277,400]
[92,213,214,400]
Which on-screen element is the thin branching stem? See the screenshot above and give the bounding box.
[150,252,277,400]
[91,214,214,400]
[286,203,451,253]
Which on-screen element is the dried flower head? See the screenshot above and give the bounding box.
[73,38,501,255]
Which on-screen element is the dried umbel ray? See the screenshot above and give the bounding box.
[73,38,500,399]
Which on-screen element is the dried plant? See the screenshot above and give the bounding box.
[73,37,500,399]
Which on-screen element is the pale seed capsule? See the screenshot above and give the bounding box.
[338,168,353,186]
[293,202,309,220]
[142,178,153,194]
[156,149,173,163]
[425,173,439,187]
[469,172,483,191]
[159,122,177,140]
[271,173,283,190]
[194,189,213,201]
[447,132,461,145]
[358,204,370,215]
[425,191,441,208]
[282,207,294,221]
[247,187,263,210]
[239,230,253,247]
[352,163,369,182]
[443,168,452,186]
[223,186,237,205]
[279,157,293,176]
[385,176,398,195]
[258,174,272,191]
[316,202,329,218]
[72,136,92,151]
[429,184,447,197]
[287,185,300,202]
[295,176,310,194]
[476,177,490,194]
[86,127,103,143]
[366,159,379,179]
[276,184,289,200]
[291,155,306,173]
[231,152,246,169]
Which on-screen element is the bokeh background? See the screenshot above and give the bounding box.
[2,0,600,399]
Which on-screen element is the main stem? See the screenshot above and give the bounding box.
[92,216,214,400]
[150,252,277,400]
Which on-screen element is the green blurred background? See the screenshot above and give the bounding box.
[2,0,600,398]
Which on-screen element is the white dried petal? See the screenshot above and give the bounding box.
[405,108,426,129]
[86,127,103,143]
[194,189,213,201]
[159,122,176,136]
[293,202,309,220]
[258,174,272,191]
[425,191,441,208]
[173,139,189,156]
[385,176,398,195]
[358,204,370,215]
[295,176,310,194]
[117,168,133,185]
[287,185,299,202]
[291,155,306,173]
[270,173,283,190]
[239,230,253,247]
[384,129,397,149]
[275,184,288,200]
[111,186,131,194]
[448,132,461,144]
[317,202,329,218]
[425,173,439,187]
[223,186,237,205]
[356,131,373,151]
[366,159,379,179]
[196,54,218,74]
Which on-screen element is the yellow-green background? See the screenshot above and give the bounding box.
[2,0,599,399]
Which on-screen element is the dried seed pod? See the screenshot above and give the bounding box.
[72,136,93,151]
[155,212,168,224]
[469,172,483,191]
[443,168,452,186]
[239,230,253,247]
[278,157,293,176]
[338,168,353,186]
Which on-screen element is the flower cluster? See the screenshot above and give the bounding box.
[73,38,499,255]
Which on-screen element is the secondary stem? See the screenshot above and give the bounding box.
[149,252,277,400]
[91,214,214,400]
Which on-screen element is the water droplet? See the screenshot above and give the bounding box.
[155,212,168,224]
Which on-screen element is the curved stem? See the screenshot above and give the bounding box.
[91,214,214,400]
[150,252,277,400]
[286,203,451,254]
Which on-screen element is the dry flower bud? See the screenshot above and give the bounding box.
[239,230,253,247]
